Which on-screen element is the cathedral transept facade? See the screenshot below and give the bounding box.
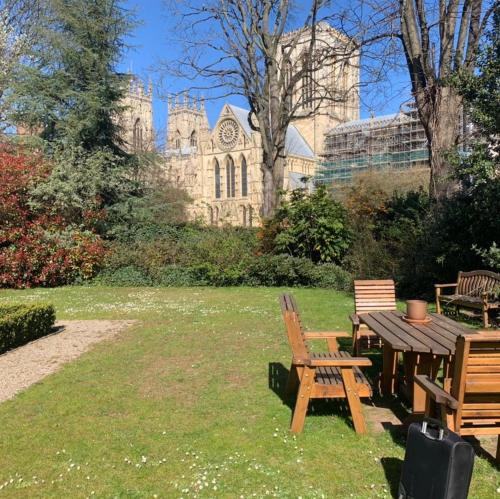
[163,23,360,226]
[120,24,360,226]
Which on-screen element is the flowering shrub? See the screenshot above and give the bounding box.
[0,145,106,288]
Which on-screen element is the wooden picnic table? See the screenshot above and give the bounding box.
[359,310,475,413]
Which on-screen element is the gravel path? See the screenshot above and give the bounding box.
[0,320,136,403]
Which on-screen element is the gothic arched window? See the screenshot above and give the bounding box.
[133,118,143,151]
[248,205,253,227]
[241,156,248,197]
[190,130,197,148]
[226,156,235,198]
[175,130,181,149]
[214,159,221,199]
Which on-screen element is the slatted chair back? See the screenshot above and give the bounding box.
[354,279,397,315]
[279,294,309,362]
[456,270,500,298]
[451,332,500,434]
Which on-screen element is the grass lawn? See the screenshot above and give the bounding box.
[0,286,498,498]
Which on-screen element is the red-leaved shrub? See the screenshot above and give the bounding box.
[0,145,106,288]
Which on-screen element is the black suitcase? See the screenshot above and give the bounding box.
[398,419,475,499]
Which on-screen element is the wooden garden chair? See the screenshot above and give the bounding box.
[415,332,500,464]
[350,279,397,355]
[280,294,372,434]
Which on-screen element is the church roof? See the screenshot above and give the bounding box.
[326,112,409,135]
[227,104,315,159]
[286,124,315,159]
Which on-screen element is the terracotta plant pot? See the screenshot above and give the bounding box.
[406,300,428,321]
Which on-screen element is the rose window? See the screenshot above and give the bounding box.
[217,119,239,150]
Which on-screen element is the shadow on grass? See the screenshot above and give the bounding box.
[381,457,403,498]
[268,361,384,427]
[268,362,292,409]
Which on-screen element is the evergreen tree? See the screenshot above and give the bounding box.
[8,0,134,153]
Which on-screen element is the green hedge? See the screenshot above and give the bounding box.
[93,254,353,291]
[0,303,56,354]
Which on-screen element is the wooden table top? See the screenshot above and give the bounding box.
[359,311,475,356]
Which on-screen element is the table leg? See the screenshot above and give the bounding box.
[443,355,454,379]
[381,344,398,396]
[404,353,443,414]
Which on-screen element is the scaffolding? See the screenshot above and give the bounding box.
[316,102,429,186]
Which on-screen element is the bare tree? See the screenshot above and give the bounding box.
[162,0,362,217]
[397,0,495,201]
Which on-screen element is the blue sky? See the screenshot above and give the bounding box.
[121,0,412,140]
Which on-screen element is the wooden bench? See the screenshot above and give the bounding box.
[415,332,500,464]
[435,270,500,327]
[350,279,397,355]
[280,294,372,434]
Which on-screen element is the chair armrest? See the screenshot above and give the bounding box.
[304,331,350,340]
[481,291,494,302]
[434,283,457,289]
[414,375,459,409]
[349,313,360,326]
[307,356,372,367]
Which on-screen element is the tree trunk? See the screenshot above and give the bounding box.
[416,86,463,203]
[261,153,285,218]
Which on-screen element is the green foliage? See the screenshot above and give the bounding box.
[92,265,153,287]
[5,0,139,235]
[245,255,352,289]
[104,224,259,271]
[0,303,55,353]
[343,184,448,297]
[339,21,500,298]
[30,145,135,224]
[106,158,191,240]
[473,243,500,271]
[262,186,352,263]
[452,8,499,143]
[0,145,107,288]
[94,252,353,291]
[8,0,134,152]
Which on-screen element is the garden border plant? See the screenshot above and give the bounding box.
[0,303,56,354]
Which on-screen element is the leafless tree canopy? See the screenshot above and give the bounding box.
[163,0,372,215]
[395,0,495,200]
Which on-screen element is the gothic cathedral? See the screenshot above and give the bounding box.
[122,23,359,226]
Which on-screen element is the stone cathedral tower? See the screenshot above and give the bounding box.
[280,22,360,155]
[165,93,210,197]
[166,92,210,151]
[119,75,155,152]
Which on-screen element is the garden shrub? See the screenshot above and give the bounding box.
[313,263,353,291]
[93,254,353,290]
[92,266,153,287]
[260,186,351,263]
[103,224,259,275]
[0,145,107,288]
[0,303,56,353]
